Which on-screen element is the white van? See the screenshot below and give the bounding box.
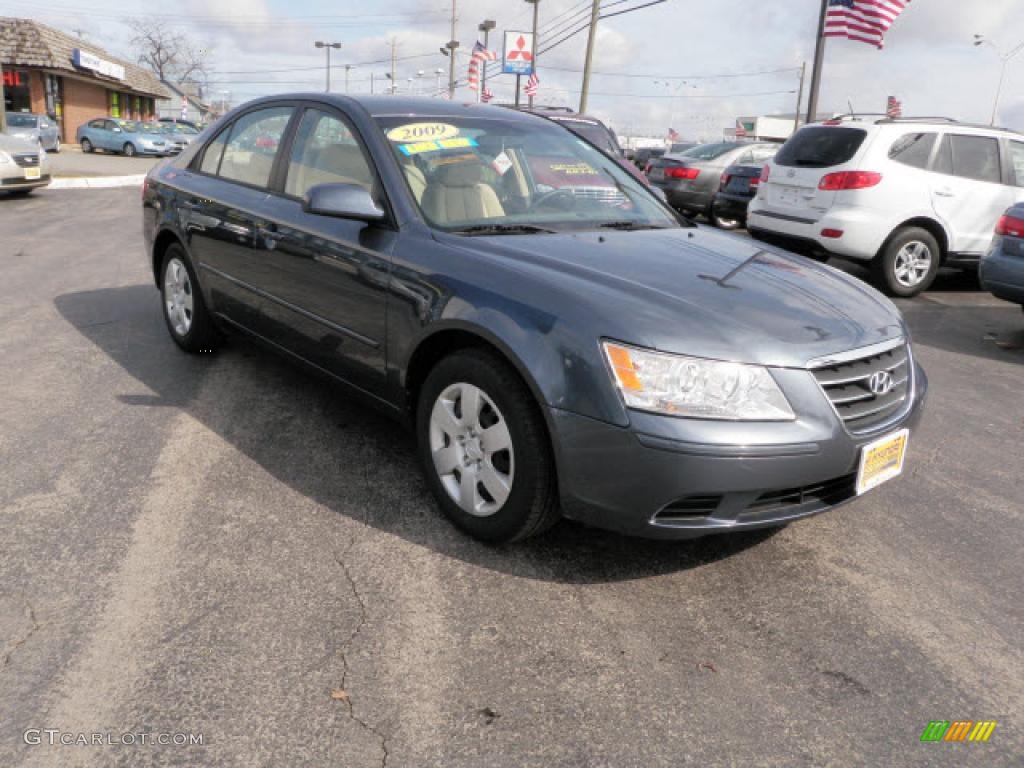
[747,116,1024,296]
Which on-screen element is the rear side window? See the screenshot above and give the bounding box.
[680,142,736,161]
[199,130,230,175]
[888,132,936,169]
[934,134,1001,184]
[1009,141,1024,187]
[775,126,867,168]
[217,107,293,188]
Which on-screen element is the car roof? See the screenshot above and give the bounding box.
[249,94,544,123]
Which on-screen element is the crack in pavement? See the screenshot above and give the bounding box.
[2,597,41,673]
[334,541,390,768]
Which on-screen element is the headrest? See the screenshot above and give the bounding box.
[437,160,485,186]
[318,143,366,174]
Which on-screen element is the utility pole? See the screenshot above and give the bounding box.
[345,65,354,94]
[370,72,375,94]
[578,0,601,113]
[974,36,1024,126]
[527,0,540,107]
[793,61,807,135]
[805,0,828,125]
[445,0,459,99]
[315,41,341,93]
[390,39,398,94]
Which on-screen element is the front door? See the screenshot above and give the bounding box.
[930,133,1016,254]
[249,105,393,392]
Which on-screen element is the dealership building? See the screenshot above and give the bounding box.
[1,18,170,142]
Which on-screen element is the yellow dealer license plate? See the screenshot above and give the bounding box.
[24,166,41,179]
[856,429,909,495]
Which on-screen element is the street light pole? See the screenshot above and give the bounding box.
[974,35,1024,126]
[344,65,354,94]
[314,41,341,93]
[578,0,601,113]
[478,19,496,99]
[446,0,459,98]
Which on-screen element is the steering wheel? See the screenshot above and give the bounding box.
[529,188,577,213]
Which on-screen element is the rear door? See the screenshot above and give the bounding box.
[764,126,869,221]
[100,120,119,150]
[929,133,1016,254]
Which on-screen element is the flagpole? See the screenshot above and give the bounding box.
[805,0,829,125]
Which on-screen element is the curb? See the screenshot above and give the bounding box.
[49,175,146,189]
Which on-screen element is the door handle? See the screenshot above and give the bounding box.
[935,188,955,198]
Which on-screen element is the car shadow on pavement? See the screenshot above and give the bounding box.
[55,285,778,584]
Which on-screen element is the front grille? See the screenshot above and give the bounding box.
[655,495,723,521]
[811,343,911,433]
[744,473,857,517]
[13,153,40,168]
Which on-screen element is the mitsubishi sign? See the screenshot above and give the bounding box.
[501,31,535,76]
[73,49,126,81]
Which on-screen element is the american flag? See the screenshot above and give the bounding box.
[886,95,903,118]
[481,87,494,103]
[472,40,498,62]
[825,0,912,49]
[467,59,480,91]
[735,120,748,138]
[668,128,680,141]
[524,72,539,98]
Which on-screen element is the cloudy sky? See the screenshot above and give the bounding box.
[7,0,1024,140]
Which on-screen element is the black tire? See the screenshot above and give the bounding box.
[872,227,941,298]
[710,210,742,230]
[416,348,561,543]
[80,138,93,153]
[159,243,219,353]
[8,189,33,197]
[123,142,136,157]
[51,139,60,153]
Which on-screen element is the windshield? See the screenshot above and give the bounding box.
[178,124,200,134]
[7,114,37,129]
[116,121,144,133]
[679,142,737,161]
[375,115,679,234]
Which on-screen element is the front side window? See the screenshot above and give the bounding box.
[285,109,375,198]
[217,107,293,188]
[375,115,679,232]
[935,134,1001,184]
[1009,140,1024,187]
[888,132,936,169]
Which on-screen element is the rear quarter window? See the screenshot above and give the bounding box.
[775,126,867,168]
[888,132,936,169]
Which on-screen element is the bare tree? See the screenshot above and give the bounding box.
[125,17,209,86]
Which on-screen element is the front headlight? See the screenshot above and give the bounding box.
[0,150,11,164]
[602,341,795,421]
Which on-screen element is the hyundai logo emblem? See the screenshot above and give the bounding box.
[868,371,894,395]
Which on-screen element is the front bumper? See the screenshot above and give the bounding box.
[1,173,51,190]
[550,359,928,539]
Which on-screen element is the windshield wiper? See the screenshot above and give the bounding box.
[597,220,671,231]
[451,224,557,236]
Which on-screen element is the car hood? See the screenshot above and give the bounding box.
[0,134,39,153]
[443,226,905,368]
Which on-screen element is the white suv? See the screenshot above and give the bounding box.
[747,116,1024,296]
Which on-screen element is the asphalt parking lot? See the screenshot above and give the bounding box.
[46,147,163,178]
[1,187,1021,767]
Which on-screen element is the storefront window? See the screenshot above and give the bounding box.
[109,91,120,117]
[45,74,63,120]
[2,69,31,113]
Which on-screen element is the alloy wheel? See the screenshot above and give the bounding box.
[163,257,194,337]
[428,382,514,518]
[893,241,932,288]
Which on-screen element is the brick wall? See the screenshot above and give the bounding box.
[62,78,109,144]
[28,70,46,115]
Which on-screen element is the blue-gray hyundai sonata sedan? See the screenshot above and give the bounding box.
[142,95,927,543]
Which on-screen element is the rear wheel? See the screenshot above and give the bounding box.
[873,227,940,297]
[416,349,560,543]
[160,244,219,353]
[710,208,742,230]
[80,138,93,153]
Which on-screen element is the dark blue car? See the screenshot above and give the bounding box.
[980,204,1024,310]
[142,95,927,543]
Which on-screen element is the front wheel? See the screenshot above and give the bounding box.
[123,142,136,157]
[416,349,560,543]
[160,244,219,353]
[872,227,941,297]
[51,138,60,153]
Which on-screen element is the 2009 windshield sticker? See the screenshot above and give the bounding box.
[386,122,460,143]
[398,137,478,156]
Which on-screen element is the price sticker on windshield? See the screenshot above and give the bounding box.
[386,122,460,143]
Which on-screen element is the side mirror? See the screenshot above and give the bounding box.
[304,183,385,222]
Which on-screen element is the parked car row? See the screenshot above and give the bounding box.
[3,112,61,152]
[75,118,200,157]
